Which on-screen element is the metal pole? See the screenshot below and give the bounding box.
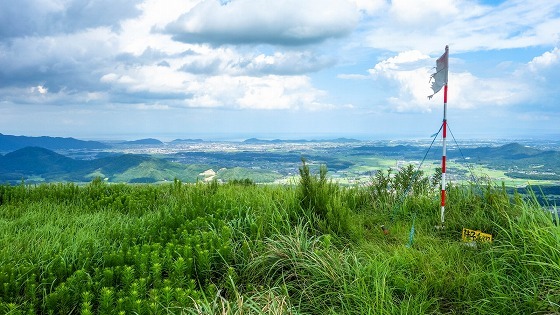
[441,83,448,225]
[440,45,449,226]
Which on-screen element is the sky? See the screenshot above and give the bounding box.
[0,0,559,141]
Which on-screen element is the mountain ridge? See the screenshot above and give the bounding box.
[0,133,109,151]
[0,147,159,183]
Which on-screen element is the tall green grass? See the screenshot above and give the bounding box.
[0,165,558,314]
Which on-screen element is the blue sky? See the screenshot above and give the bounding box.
[0,0,559,140]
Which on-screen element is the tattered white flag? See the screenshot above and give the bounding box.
[428,46,449,99]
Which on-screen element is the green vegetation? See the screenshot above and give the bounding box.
[0,163,559,314]
[2,142,560,192]
[217,167,283,183]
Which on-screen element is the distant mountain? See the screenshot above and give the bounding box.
[0,147,172,183]
[242,138,361,144]
[461,143,560,171]
[169,139,205,144]
[90,154,154,174]
[119,138,164,145]
[0,133,109,151]
[0,147,82,174]
[350,142,560,172]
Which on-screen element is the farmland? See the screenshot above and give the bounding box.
[3,136,559,205]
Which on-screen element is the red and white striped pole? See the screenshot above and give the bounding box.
[440,45,449,226]
[441,83,448,226]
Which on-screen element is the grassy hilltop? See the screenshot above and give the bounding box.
[0,162,559,314]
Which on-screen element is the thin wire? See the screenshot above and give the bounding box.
[391,124,442,222]
[447,123,485,190]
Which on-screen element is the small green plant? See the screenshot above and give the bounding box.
[297,158,354,238]
[0,175,558,314]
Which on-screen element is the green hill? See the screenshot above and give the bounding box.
[0,133,109,151]
[463,143,560,171]
[0,147,201,184]
[0,147,84,181]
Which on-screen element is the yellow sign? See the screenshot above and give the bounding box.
[462,228,492,243]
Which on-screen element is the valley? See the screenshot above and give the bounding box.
[1,134,559,204]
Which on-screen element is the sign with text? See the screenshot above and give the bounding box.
[462,228,492,243]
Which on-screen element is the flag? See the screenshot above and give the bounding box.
[428,46,448,99]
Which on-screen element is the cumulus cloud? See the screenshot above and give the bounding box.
[0,0,143,38]
[99,60,330,110]
[516,46,560,109]
[0,0,339,112]
[0,27,119,92]
[165,0,360,46]
[0,85,109,106]
[1,0,558,138]
[367,50,530,112]
[32,85,48,95]
[389,0,460,25]
[178,50,334,76]
[362,0,560,53]
[527,47,560,77]
[348,0,386,15]
[182,75,328,110]
[368,50,430,74]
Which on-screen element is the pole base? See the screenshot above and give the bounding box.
[434,224,445,230]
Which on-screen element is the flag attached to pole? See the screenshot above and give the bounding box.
[428,46,449,99]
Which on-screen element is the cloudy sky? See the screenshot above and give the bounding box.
[0,0,559,140]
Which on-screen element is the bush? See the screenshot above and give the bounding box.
[297,158,355,239]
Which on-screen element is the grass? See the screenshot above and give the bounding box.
[0,166,559,314]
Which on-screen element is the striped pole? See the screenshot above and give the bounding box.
[441,83,448,225]
[440,45,449,226]
[429,45,449,227]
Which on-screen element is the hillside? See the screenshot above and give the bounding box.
[462,143,560,171]
[0,133,109,151]
[0,140,558,188]
[0,147,202,184]
[0,147,84,181]
[0,166,558,314]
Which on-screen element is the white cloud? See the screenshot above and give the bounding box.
[99,59,330,110]
[0,0,142,38]
[117,0,198,55]
[348,0,386,15]
[32,85,48,95]
[101,65,191,94]
[0,85,108,106]
[178,49,333,76]
[337,74,369,80]
[185,74,330,110]
[448,72,528,108]
[516,46,560,107]
[165,0,360,46]
[528,47,560,71]
[368,50,430,74]
[369,51,531,112]
[0,27,117,74]
[363,0,560,53]
[389,0,460,25]
[1,0,559,138]
[1,0,339,112]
